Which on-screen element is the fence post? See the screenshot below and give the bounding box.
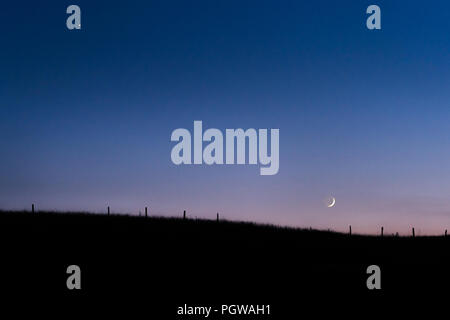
[216,213,219,222]
[183,210,186,220]
[32,204,35,213]
[145,207,148,218]
[412,227,415,238]
[445,229,447,237]
[108,206,110,216]
[381,226,384,237]
[349,225,352,235]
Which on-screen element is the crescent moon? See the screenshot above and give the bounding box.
[327,197,336,208]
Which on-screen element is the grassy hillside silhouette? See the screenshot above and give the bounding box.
[1,209,449,317]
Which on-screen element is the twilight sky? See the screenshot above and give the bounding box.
[1,1,450,234]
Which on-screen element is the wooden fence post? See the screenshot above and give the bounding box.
[412,227,415,238]
[349,225,352,235]
[183,210,186,220]
[145,207,148,218]
[108,206,110,216]
[32,204,35,213]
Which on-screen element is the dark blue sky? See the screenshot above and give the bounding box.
[1,1,450,234]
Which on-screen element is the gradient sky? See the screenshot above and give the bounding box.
[1,1,450,234]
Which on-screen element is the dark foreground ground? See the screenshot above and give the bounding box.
[1,210,449,318]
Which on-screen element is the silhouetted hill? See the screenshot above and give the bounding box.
[1,210,449,317]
